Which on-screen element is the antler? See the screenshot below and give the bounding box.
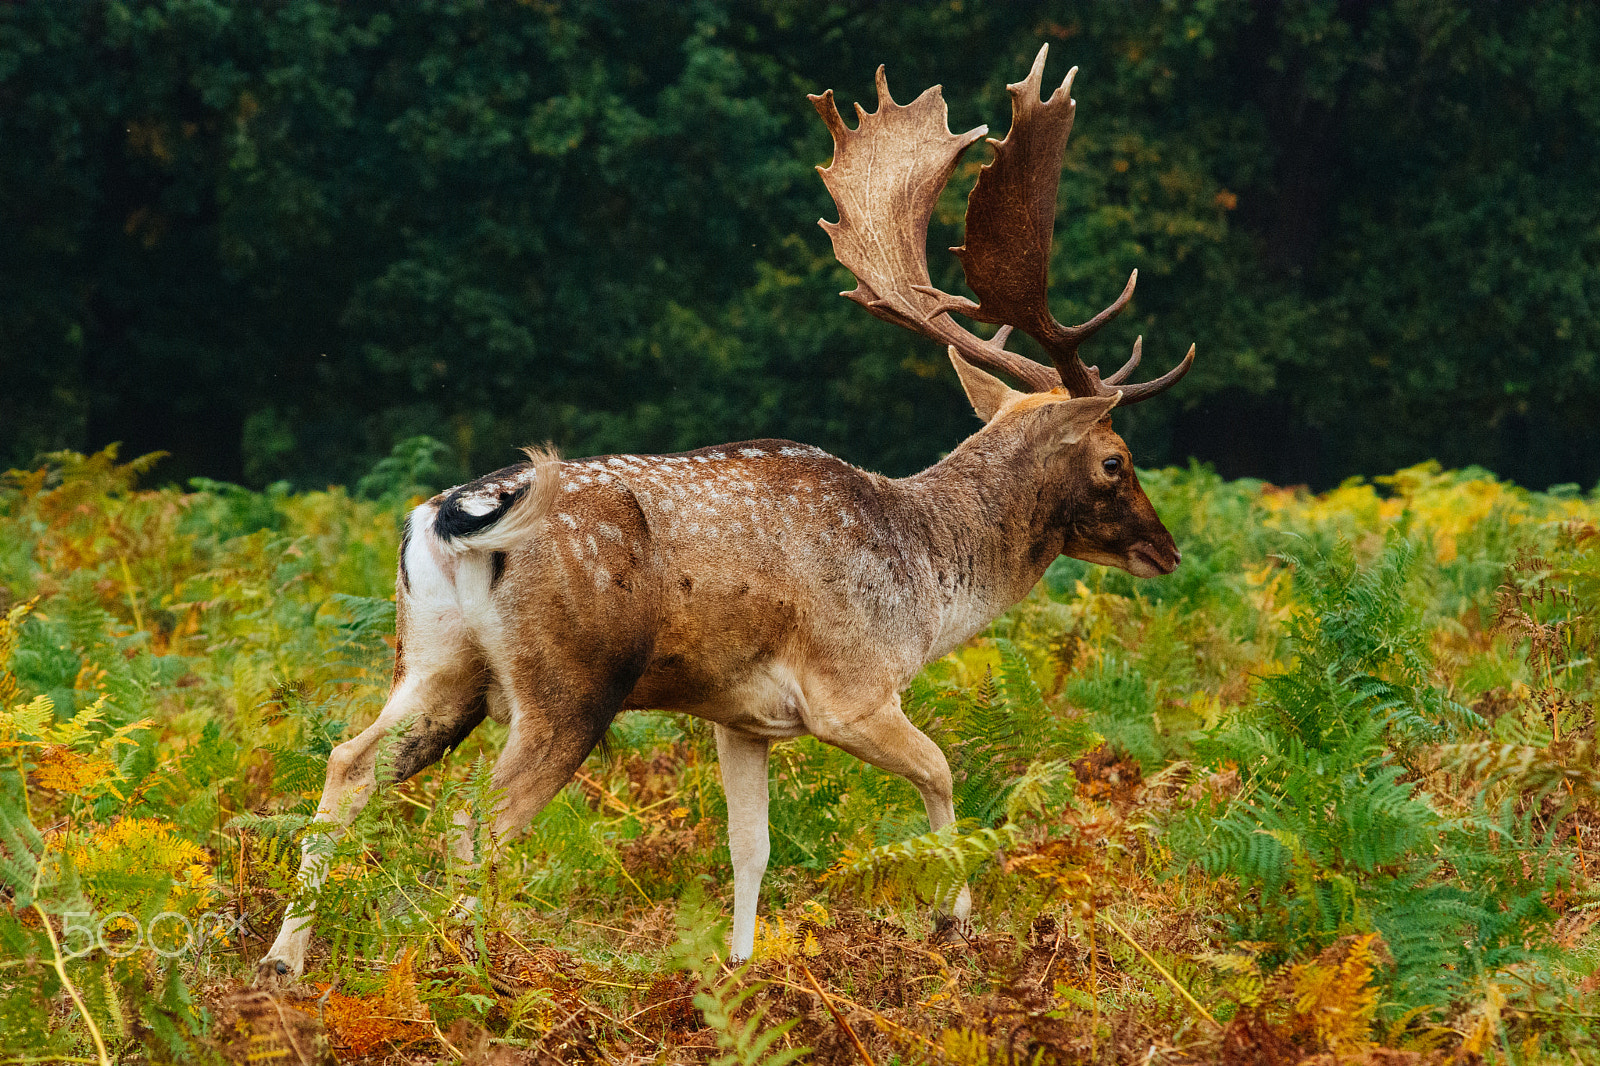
[809,68,1059,392]
[811,46,1195,403]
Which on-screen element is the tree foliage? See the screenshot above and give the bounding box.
[2,1,1596,490]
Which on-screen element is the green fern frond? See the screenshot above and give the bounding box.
[1173,535,1561,1011]
[994,639,1046,721]
[1003,759,1074,824]
[694,969,807,1066]
[822,822,1021,908]
[0,789,45,904]
[225,811,312,842]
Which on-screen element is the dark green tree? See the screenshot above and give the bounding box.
[2,1,1595,490]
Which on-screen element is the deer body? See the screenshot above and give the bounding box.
[448,413,1166,731]
[258,45,1196,982]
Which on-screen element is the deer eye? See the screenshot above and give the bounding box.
[1102,457,1122,476]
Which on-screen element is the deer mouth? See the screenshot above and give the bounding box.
[1126,543,1180,578]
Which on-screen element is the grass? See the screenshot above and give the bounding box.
[1,443,1597,1064]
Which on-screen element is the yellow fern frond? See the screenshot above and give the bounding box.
[319,949,431,1056]
[69,816,219,915]
[936,1026,993,1066]
[0,693,54,742]
[30,745,115,795]
[1283,933,1383,1053]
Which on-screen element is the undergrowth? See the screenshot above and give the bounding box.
[0,443,1597,1063]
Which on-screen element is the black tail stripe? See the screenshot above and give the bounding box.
[434,481,531,541]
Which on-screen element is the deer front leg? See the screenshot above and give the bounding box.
[714,725,770,963]
[808,691,972,932]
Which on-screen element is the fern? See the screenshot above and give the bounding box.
[822,822,1022,909]
[950,666,1015,825]
[355,434,456,506]
[1170,536,1557,1014]
[0,786,44,905]
[657,892,807,1066]
[694,970,807,1066]
[226,811,313,842]
[907,642,1062,827]
[1442,737,1600,808]
[319,591,399,673]
[1002,758,1075,824]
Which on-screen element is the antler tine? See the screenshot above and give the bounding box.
[1113,342,1195,403]
[954,44,1194,404]
[1057,269,1138,351]
[1100,335,1142,386]
[809,67,1063,393]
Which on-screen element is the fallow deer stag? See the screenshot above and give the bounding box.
[256,44,1193,982]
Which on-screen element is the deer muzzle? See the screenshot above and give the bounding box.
[1126,539,1181,578]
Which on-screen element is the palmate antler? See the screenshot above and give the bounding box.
[811,45,1195,402]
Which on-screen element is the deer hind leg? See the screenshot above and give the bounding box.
[807,691,973,933]
[441,705,615,926]
[254,649,487,985]
[471,671,630,847]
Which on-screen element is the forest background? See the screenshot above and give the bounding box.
[3,0,1598,495]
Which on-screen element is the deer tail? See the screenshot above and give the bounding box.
[432,445,561,554]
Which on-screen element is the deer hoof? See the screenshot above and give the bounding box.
[253,956,298,988]
[929,914,974,949]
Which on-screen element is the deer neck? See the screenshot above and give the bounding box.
[894,422,1069,657]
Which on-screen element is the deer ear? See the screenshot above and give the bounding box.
[1048,393,1121,445]
[948,347,1019,423]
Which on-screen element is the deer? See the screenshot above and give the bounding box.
[255,44,1193,984]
